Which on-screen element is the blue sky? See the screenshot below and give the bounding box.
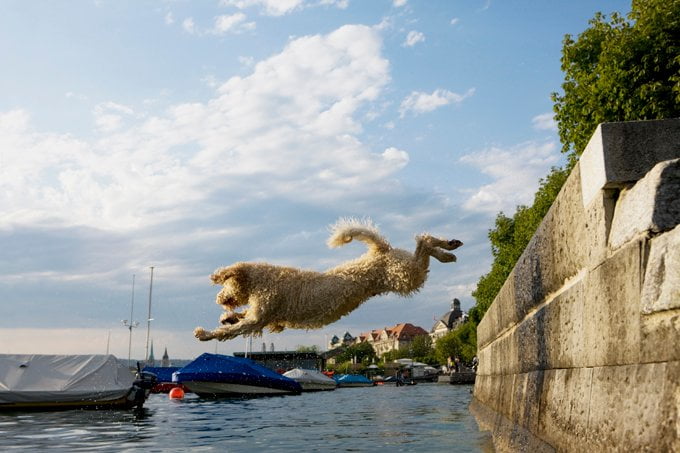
[0,0,631,360]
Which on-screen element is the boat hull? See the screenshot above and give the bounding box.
[183,381,298,397]
[297,381,337,391]
[0,390,140,411]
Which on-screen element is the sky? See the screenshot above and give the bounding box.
[0,0,632,360]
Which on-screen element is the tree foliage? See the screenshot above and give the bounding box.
[552,0,680,158]
[295,345,319,353]
[470,166,569,323]
[335,342,376,365]
[434,322,477,364]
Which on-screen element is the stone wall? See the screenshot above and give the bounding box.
[471,119,680,452]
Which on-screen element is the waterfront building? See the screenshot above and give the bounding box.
[233,351,325,372]
[356,323,428,356]
[430,298,467,341]
[327,331,355,350]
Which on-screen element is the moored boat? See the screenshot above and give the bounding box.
[283,368,336,391]
[0,354,156,410]
[142,366,190,393]
[334,373,375,388]
[172,353,301,397]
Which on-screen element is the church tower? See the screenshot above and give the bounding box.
[161,347,170,367]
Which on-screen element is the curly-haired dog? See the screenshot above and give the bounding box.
[194,219,462,341]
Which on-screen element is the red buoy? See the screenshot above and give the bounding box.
[169,387,185,399]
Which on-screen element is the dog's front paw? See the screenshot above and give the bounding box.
[194,327,213,341]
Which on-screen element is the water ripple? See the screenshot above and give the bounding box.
[0,384,493,451]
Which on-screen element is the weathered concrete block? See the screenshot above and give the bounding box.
[496,274,520,339]
[521,370,545,434]
[470,397,555,453]
[641,224,680,314]
[582,240,641,367]
[609,159,680,249]
[512,168,590,321]
[516,306,550,373]
[477,342,493,376]
[580,119,680,207]
[542,280,586,369]
[640,310,680,363]
[538,368,593,451]
[586,361,679,452]
[476,294,499,350]
[472,374,493,405]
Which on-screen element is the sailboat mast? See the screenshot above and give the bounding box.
[128,274,135,366]
[145,266,154,363]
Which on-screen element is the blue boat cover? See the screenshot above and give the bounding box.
[142,366,180,383]
[172,353,301,393]
[334,374,373,384]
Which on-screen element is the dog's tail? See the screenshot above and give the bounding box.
[327,217,390,252]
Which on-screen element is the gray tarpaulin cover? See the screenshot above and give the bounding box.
[0,354,134,404]
[283,368,336,386]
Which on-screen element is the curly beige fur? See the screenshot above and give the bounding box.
[194,218,462,341]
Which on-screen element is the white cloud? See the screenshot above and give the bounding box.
[319,0,348,9]
[403,30,424,47]
[65,91,87,101]
[182,17,196,34]
[0,25,395,231]
[93,102,135,132]
[450,17,460,25]
[221,0,304,16]
[220,0,348,16]
[239,55,255,67]
[393,0,408,7]
[211,13,256,34]
[399,88,474,117]
[459,140,561,214]
[532,112,557,131]
[164,11,174,25]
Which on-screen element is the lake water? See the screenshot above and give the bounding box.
[0,383,493,451]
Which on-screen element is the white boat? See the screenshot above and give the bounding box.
[0,354,156,410]
[283,368,337,391]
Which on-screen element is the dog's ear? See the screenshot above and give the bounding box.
[211,268,235,284]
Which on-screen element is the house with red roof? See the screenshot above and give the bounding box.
[355,323,428,356]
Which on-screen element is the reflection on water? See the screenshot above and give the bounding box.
[1,384,493,451]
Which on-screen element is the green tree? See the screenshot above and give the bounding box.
[381,348,410,363]
[434,322,477,364]
[471,166,569,323]
[409,335,433,359]
[336,342,376,365]
[295,345,319,353]
[552,0,680,159]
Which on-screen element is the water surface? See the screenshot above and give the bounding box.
[1,383,493,451]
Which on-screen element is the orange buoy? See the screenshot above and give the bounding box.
[169,387,185,399]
